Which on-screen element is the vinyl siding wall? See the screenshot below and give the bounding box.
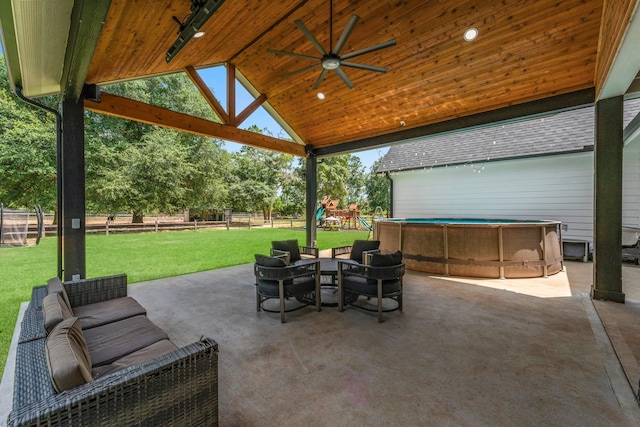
[390,149,640,243]
[623,144,640,244]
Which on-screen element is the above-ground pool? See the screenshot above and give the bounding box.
[374,218,563,279]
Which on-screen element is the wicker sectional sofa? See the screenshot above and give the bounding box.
[8,274,219,427]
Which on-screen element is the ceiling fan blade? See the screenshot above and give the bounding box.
[333,15,359,55]
[281,64,322,79]
[335,67,355,89]
[295,20,327,56]
[267,49,321,62]
[341,39,396,61]
[313,69,329,89]
[341,62,388,73]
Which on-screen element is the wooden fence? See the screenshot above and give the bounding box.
[31,215,308,236]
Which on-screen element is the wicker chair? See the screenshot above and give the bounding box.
[337,251,405,322]
[254,255,321,323]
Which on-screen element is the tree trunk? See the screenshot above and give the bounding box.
[132,212,144,224]
[52,205,58,225]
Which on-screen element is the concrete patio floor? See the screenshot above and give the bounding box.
[120,259,640,426]
[3,259,640,426]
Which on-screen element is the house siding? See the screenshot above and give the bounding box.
[623,144,640,244]
[390,151,640,242]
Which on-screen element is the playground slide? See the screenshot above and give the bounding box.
[357,216,373,231]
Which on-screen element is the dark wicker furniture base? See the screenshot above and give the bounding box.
[8,275,219,427]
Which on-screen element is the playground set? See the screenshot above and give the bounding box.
[316,196,385,238]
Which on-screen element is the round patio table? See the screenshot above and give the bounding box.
[317,258,357,306]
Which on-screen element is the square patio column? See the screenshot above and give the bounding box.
[305,154,317,247]
[61,95,86,281]
[592,95,624,303]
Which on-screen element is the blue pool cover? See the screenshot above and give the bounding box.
[380,218,558,225]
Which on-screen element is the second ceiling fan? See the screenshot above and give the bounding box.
[268,0,396,89]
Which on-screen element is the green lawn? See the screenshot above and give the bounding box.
[0,228,366,373]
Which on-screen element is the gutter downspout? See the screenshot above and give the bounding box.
[15,87,64,279]
[385,172,393,218]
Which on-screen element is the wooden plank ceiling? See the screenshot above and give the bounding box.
[85,0,605,154]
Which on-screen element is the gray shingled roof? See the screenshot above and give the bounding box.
[377,98,640,173]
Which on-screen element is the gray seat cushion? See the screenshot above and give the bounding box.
[73,297,146,329]
[83,315,169,367]
[45,317,93,393]
[258,276,316,298]
[343,275,401,295]
[92,339,178,379]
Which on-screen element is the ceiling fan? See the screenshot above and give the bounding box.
[268,0,396,89]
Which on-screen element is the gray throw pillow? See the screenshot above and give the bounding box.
[350,240,380,263]
[255,254,288,267]
[43,293,74,333]
[370,251,403,267]
[367,251,403,285]
[271,240,301,262]
[45,317,93,393]
[47,277,73,312]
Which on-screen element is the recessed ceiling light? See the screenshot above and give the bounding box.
[317,92,325,100]
[194,31,206,38]
[463,27,478,41]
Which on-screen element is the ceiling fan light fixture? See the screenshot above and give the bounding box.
[268,0,396,89]
[463,27,478,41]
[322,55,341,70]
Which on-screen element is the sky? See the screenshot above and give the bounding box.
[197,66,388,170]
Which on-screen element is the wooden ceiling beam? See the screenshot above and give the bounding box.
[236,93,268,127]
[227,63,236,126]
[85,92,306,157]
[185,66,229,124]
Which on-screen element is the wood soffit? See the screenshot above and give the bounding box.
[84,0,614,155]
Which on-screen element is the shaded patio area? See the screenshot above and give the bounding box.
[108,260,640,425]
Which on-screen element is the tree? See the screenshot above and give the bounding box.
[345,156,366,207]
[365,158,390,214]
[279,154,366,216]
[317,156,349,206]
[228,144,293,220]
[279,158,306,216]
[0,53,57,211]
[84,72,228,221]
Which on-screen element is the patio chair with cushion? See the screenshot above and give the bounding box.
[271,239,319,265]
[337,251,405,322]
[332,239,380,265]
[254,254,321,323]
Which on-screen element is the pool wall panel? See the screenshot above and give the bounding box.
[375,220,563,279]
